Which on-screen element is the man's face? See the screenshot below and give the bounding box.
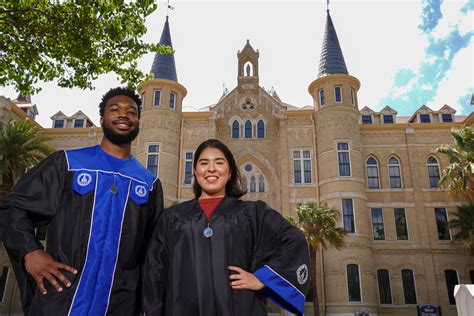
[101,95,140,145]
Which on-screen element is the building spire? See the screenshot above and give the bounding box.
[317,9,348,78]
[150,15,178,82]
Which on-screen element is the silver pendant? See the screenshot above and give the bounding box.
[203,227,213,238]
[110,183,118,194]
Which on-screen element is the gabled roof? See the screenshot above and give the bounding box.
[360,106,375,114]
[51,111,67,119]
[380,106,398,115]
[438,104,456,113]
[317,10,348,78]
[150,16,178,81]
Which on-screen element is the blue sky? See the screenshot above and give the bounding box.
[1,0,472,126]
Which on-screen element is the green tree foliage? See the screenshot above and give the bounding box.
[287,202,346,316]
[448,203,474,255]
[0,0,173,94]
[0,119,54,187]
[436,127,474,200]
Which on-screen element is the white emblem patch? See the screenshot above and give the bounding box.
[135,185,147,197]
[77,173,92,187]
[296,264,308,285]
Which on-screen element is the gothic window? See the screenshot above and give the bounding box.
[241,163,266,193]
[388,157,402,188]
[244,120,252,139]
[366,157,380,189]
[232,120,240,139]
[257,120,265,138]
[250,176,256,192]
[258,175,265,192]
[427,156,440,188]
[244,61,253,76]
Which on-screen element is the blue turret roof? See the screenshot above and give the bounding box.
[150,16,178,81]
[317,11,348,78]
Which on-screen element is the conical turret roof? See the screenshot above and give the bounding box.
[150,16,178,81]
[317,11,348,78]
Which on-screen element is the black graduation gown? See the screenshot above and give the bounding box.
[0,145,163,316]
[143,196,310,316]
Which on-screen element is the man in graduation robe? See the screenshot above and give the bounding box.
[0,87,163,316]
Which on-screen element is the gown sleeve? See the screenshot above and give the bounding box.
[252,200,310,316]
[0,151,67,311]
[142,205,169,316]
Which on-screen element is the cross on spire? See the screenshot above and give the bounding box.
[167,0,174,17]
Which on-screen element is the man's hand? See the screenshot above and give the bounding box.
[24,249,78,295]
[228,266,265,291]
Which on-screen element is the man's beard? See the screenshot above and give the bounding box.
[102,121,140,145]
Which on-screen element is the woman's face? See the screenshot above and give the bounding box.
[194,147,231,199]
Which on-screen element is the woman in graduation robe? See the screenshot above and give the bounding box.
[143,139,310,316]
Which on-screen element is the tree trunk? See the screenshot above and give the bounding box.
[311,247,320,316]
[319,246,325,316]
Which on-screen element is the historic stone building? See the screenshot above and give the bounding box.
[1,10,473,316]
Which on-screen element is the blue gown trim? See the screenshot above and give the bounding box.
[254,265,305,316]
[64,145,156,189]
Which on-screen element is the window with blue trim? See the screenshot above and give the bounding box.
[319,89,325,106]
[257,120,265,138]
[383,115,394,124]
[169,92,176,110]
[401,269,417,304]
[442,113,453,122]
[335,86,342,103]
[293,150,312,184]
[184,152,194,185]
[420,114,430,123]
[54,119,64,128]
[258,175,265,192]
[342,198,355,233]
[232,120,240,139]
[366,157,380,189]
[346,264,361,302]
[362,115,372,124]
[147,144,160,176]
[153,90,161,107]
[244,120,252,139]
[337,143,351,176]
[74,119,84,128]
[427,156,440,188]
[388,157,402,188]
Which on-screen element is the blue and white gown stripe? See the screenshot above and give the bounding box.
[254,265,306,315]
[69,173,131,315]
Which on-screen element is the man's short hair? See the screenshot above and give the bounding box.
[99,87,142,118]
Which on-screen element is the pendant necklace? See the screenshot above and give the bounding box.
[203,223,213,238]
[110,175,118,194]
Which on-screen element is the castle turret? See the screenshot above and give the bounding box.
[308,9,375,315]
[138,16,187,207]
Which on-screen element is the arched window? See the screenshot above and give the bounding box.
[241,176,247,191]
[244,120,252,139]
[366,157,380,189]
[346,264,361,302]
[258,175,265,192]
[250,176,256,192]
[444,270,458,305]
[232,120,240,139]
[388,156,402,188]
[377,269,392,304]
[257,120,265,138]
[427,156,440,188]
[401,269,417,304]
[244,61,253,76]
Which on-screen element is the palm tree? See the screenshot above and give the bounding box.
[448,203,474,255]
[0,119,54,193]
[287,202,346,316]
[436,127,474,201]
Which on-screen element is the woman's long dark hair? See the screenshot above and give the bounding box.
[193,139,247,199]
